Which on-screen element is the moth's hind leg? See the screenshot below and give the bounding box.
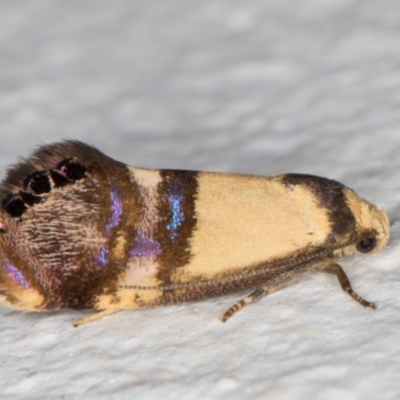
[220,288,266,322]
[73,309,122,327]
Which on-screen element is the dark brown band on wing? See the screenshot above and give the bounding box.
[281,174,356,236]
[155,170,199,285]
[53,161,142,309]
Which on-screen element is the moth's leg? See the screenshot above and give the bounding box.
[315,260,376,309]
[221,259,315,322]
[220,288,266,322]
[73,309,121,327]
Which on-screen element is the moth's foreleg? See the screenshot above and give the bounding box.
[220,288,266,322]
[315,260,376,309]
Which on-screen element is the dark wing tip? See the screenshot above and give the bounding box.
[0,140,114,199]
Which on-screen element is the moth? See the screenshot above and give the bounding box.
[0,141,390,326]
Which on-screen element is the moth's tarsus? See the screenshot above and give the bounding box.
[221,288,266,322]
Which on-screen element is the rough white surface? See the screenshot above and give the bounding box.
[1,1,400,399]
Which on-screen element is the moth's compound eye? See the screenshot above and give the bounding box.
[1,194,27,217]
[24,172,51,194]
[356,237,377,253]
[57,159,87,181]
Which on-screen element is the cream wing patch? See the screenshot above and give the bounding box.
[180,172,332,280]
[123,167,162,289]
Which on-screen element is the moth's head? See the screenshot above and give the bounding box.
[0,140,131,311]
[336,188,390,257]
[356,198,390,254]
[279,173,390,258]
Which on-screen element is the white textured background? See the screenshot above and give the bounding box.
[1,1,400,399]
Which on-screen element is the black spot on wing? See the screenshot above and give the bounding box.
[1,195,27,217]
[19,191,42,206]
[0,140,113,200]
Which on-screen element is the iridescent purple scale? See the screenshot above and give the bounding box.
[166,180,185,241]
[105,180,123,236]
[95,181,124,267]
[131,229,161,257]
[4,261,30,288]
[96,247,109,266]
